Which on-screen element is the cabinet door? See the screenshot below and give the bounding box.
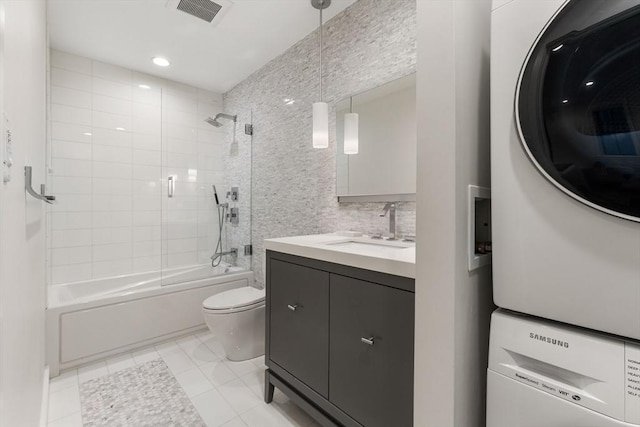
[329,274,414,427]
[269,259,329,397]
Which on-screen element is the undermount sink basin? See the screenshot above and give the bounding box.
[323,237,414,252]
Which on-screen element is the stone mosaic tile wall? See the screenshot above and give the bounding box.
[224,0,417,285]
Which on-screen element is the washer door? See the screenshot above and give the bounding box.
[518,0,640,221]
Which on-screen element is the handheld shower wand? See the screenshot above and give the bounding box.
[212,185,220,206]
[211,185,234,267]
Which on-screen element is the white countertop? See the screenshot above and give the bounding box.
[264,233,416,279]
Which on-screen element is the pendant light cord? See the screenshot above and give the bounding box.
[319,2,323,102]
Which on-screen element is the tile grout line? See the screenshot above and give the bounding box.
[189,332,257,419]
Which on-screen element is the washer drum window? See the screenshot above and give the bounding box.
[517,0,640,221]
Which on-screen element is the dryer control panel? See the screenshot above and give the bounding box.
[627,345,640,424]
[489,309,640,424]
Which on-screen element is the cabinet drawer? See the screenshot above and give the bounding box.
[269,259,330,398]
[329,274,414,427]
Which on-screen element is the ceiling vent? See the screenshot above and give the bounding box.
[176,0,222,23]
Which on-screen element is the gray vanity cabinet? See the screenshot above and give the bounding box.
[268,258,329,397]
[329,274,414,427]
[265,251,415,427]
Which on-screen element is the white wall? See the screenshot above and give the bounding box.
[47,50,228,286]
[415,0,494,426]
[0,0,48,425]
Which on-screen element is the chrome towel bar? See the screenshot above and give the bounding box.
[25,166,55,204]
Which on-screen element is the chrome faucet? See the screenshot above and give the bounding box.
[380,202,397,240]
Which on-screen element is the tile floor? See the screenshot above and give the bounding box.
[47,330,320,427]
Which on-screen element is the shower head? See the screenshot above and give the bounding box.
[204,117,223,127]
[204,112,237,127]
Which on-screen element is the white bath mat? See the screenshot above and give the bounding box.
[80,358,205,426]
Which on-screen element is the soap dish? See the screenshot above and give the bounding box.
[334,231,363,237]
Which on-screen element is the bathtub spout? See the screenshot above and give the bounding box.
[211,248,238,263]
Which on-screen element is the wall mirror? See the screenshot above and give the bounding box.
[336,73,416,202]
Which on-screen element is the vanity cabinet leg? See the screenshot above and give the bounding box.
[264,369,275,403]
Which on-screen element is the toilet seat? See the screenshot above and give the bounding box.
[203,287,265,314]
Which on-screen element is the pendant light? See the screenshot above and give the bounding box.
[343,97,359,154]
[312,0,330,149]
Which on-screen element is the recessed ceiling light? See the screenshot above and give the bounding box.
[152,57,170,67]
[585,81,594,87]
[139,84,151,89]
[83,132,92,136]
[562,99,568,104]
[116,127,126,131]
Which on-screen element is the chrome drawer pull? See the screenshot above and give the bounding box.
[361,337,375,346]
[287,304,298,311]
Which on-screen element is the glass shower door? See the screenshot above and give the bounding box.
[160,90,252,286]
[45,53,252,294]
[220,108,253,273]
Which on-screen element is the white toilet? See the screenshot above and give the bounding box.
[202,286,266,361]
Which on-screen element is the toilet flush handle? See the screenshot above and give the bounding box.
[287,304,298,312]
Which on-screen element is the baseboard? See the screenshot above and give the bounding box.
[40,365,50,427]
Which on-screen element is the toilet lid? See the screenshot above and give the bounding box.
[203,287,265,310]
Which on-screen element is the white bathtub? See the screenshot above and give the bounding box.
[46,264,253,377]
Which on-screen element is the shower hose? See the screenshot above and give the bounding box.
[211,204,227,267]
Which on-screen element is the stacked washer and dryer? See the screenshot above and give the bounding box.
[489,0,640,425]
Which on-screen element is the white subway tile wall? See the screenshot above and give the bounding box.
[48,50,227,285]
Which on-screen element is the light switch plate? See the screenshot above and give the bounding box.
[2,112,12,183]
